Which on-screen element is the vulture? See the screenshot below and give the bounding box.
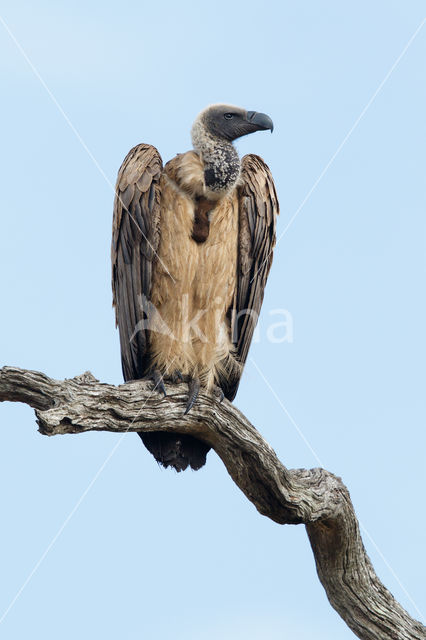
[112,104,279,471]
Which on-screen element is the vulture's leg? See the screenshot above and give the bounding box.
[212,385,225,403]
[184,375,200,415]
[149,369,167,397]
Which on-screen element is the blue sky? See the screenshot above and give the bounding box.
[0,2,425,638]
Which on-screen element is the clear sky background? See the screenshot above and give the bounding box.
[0,2,425,638]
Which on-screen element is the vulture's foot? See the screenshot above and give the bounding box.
[149,369,167,397]
[184,376,200,415]
[169,369,183,384]
[212,385,225,403]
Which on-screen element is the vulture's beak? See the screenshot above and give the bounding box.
[246,111,274,133]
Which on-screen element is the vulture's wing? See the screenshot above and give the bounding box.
[111,144,163,381]
[223,154,279,401]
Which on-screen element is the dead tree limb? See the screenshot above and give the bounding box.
[0,365,424,640]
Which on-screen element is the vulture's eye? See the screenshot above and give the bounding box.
[224,113,234,120]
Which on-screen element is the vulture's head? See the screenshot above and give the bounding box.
[192,104,273,146]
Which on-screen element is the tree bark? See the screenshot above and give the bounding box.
[0,365,424,640]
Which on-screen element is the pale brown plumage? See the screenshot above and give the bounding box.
[112,105,279,471]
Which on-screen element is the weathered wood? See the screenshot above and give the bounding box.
[0,365,424,640]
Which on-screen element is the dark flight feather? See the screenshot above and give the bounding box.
[112,144,162,380]
[220,154,278,401]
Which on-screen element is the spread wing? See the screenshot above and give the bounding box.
[223,154,279,401]
[111,144,163,381]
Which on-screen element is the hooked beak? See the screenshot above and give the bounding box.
[246,110,274,133]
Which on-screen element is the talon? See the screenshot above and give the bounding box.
[184,376,200,415]
[151,369,166,397]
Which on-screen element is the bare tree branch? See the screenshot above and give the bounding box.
[0,365,424,640]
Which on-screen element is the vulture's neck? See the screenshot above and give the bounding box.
[191,123,240,195]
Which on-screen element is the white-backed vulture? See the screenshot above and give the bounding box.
[112,104,279,471]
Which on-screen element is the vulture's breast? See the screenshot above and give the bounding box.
[152,169,239,309]
[149,155,239,379]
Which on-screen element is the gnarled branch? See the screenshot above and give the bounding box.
[0,366,424,640]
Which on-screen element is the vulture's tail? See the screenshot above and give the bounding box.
[139,432,210,471]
